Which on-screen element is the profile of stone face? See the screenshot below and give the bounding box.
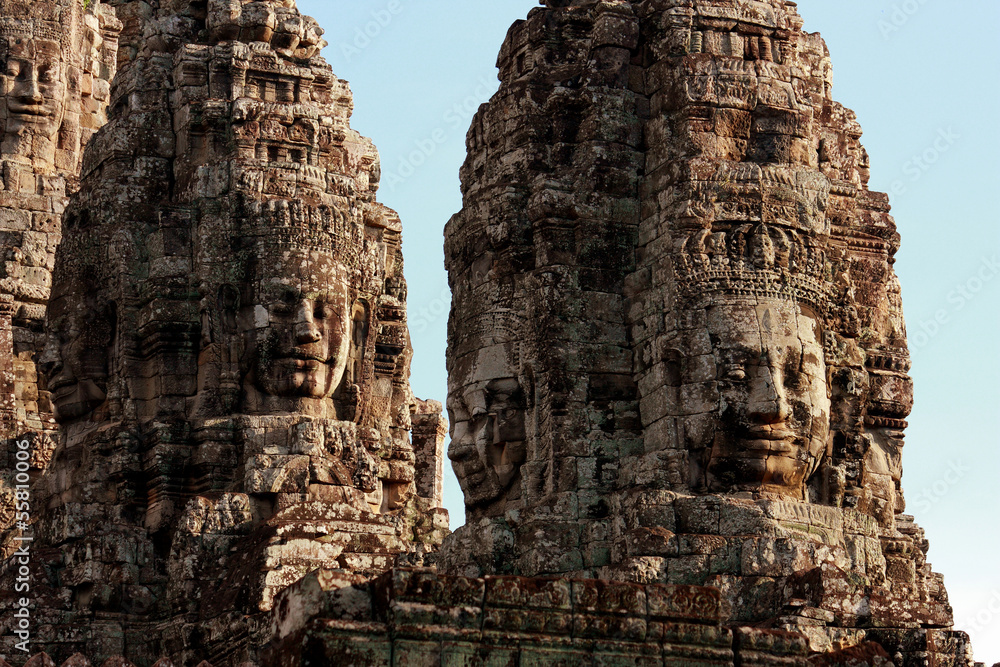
[38,288,114,423]
[449,371,529,509]
[445,299,535,519]
[243,249,352,416]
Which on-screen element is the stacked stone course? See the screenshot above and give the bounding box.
[0,0,983,665]
[1,0,446,664]
[433,0,977,664]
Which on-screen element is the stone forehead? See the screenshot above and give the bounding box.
[707,306,820,348]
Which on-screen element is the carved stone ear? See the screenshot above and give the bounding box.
[217,284,240,336]
[519,364,535,408]
[348,299,370,383]
[334,299,370,422]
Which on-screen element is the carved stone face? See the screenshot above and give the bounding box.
[247,250,351,409]
[704,299,830,497]
[40,294,112,423]
[448,376,528,508]
[1,37,67,149]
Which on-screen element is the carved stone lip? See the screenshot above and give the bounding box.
[47,374,75,393]
[744,425,796,441]
[8,104,55,118]
[736,439,796,455]
[281,349,329,363]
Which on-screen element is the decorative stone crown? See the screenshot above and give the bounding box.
[0,0,78,47]
[673,224,834,312]
[238,198,384,296]
[243,199,364,252]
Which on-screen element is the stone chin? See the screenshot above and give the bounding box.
[449,447,502,507]
[48,378,106,423]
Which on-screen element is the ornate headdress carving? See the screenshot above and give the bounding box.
[0,0,81,50]
[673,224,834,313]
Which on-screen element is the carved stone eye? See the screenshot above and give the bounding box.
[723,364,746,382]
[271,288,297,313]
[314,301,332,320]
[5,61,20,78]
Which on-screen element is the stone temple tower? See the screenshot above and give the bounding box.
[0,0,119,542]
[260,2,976,666]
[431,0,973,663]
[0,0,447,663]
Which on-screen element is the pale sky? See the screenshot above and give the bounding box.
[298,1,1000,660]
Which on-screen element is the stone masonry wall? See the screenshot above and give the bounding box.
[0,1,447,664]
[438,0,977,664]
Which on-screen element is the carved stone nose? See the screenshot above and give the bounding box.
[38,356,58,378]
[294,302,321,344]
[748,365,790,424]
[38,343,61,379]
[475,414,495,447]
[294,322,321,344]
[19,73,43,102]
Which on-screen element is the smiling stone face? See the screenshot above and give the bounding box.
[244,250,351,415]
[1,36,66,151]
[704,299,830,498]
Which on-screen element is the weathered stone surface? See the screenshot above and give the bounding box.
[0,0,446,664]
[0,0,119,428]
[431,0,975,665]
[0,0,119,555]
[0,0,979,665]
[264,568,734,667]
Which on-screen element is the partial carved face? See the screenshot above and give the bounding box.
[40,294,113,423]
[448,377,528,507]
[1,37,67,146]
[704,299,830,497]
[249,250,350,403]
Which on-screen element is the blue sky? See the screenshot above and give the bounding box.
[298,1,1000,659]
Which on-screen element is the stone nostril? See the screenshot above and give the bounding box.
[294,319,321,344]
